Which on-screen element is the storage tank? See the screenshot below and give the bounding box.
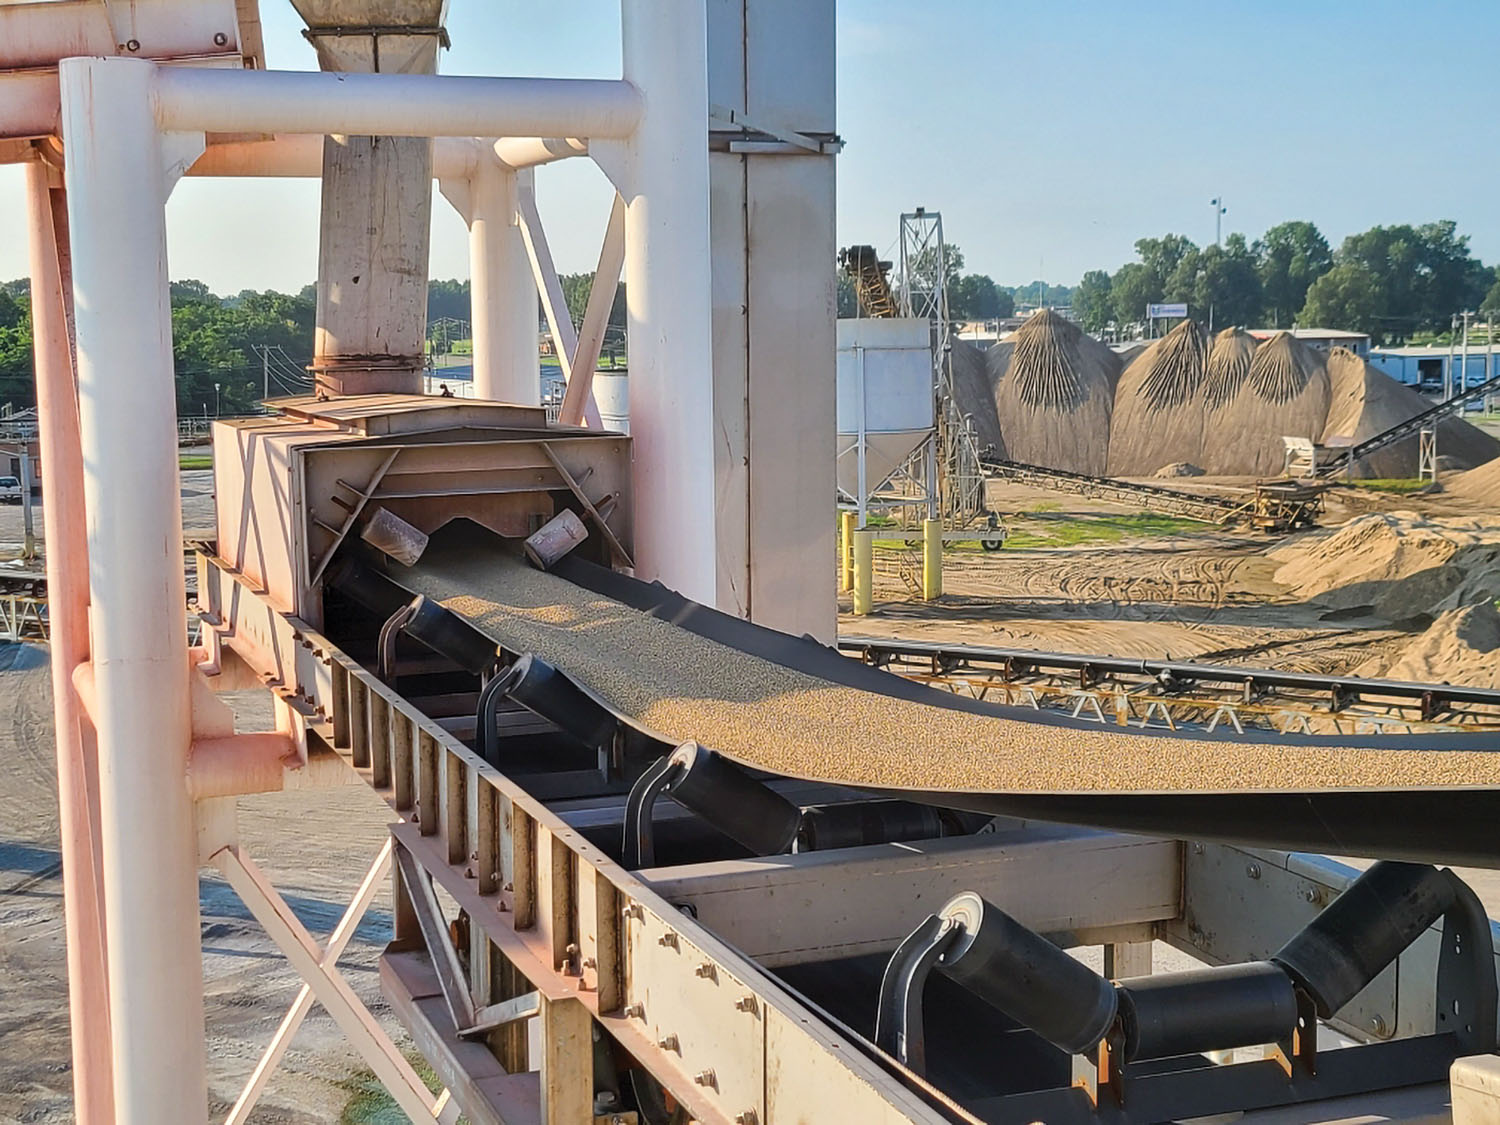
[836,318,934,509]
[594,371,630,434]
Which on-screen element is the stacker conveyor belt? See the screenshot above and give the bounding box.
[386,523,1500,864]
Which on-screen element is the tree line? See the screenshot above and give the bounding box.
[0,277,513,413]
[1072,220,1500,344]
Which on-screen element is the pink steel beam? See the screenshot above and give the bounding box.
[24,153,115,1125]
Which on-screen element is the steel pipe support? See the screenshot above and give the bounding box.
[152,67,644,140]
[59,54,207,1122]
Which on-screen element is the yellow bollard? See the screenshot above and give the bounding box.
[840,510,855,592]
[852,529,873,616]
[922,518,942,600]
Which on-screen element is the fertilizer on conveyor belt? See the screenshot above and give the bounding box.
[399,550,1500,795]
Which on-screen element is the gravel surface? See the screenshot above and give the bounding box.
[402,548,1500,795]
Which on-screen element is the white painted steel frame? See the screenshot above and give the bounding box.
[59,56,205,1123]
[45,6,716,1115]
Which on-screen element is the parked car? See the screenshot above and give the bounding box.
[0,476,21,504]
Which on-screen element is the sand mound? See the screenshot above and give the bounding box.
[1202,332,1330,476]
[950,337,1004,455]
[1449,455,1500,504]
[1155,462,1205,478]
[1107,320,1208,475]
[991,309,1119,475]
[1203,327,1258,409]
[1270,512,1500,619]
[1321,347,1500,478]
[1356,602,1500,688]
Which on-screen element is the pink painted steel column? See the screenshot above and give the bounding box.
[58,55,207,1122]
[24,154,115,1125]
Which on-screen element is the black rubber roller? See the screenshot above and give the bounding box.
[493,653,618,753]
[1117,961,1297,1061]
[664,743,802,856]
[402,595,500,677]
[936,892,1117,1055]
[1273,861,1455,1018]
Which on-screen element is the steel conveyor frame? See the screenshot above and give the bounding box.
[196,548,1500,1125]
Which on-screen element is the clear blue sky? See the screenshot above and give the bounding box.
[3,0,1497,293]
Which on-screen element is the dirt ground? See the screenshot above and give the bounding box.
[838,476,1495,678]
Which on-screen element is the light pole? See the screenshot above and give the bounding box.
[214,381,221,418]
[1209,197,1227,247]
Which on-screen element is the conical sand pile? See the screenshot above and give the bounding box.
[1450,455,1500,504]
[1107,319,1208,475]
[1200,331,1329,476]
[1321,347,1499,478]
[990,309,1118,475]
[950,337,1004,455]
[1202,327,1257,409]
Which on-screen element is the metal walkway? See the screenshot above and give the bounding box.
[1315,371,1500,477]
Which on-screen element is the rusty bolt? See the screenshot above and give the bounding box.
[657,1033,679,1052]
[213,31,228,46]
[694,961,716,980]
[1370,1015,1389,1037]
[1192,842,1205,855]
[658,932,679,950]
[125,38,140,51]
[1246,863,1261,880]
[583,956,597,970]
[621,903,644,922]
[693,1069,717,1089]
[1304,887,1320,904]
[735,1113,759,1125]
[464,866,474,879]
[622,1003,645,1020]
[735,995,759,1015]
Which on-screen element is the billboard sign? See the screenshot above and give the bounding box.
[1147,302,1188,319]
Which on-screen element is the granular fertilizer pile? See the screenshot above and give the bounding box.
[399,548,1500,795]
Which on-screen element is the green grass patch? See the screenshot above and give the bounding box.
[1004,512,1215,549]
[179,453,212,471]
[1347,478,1429,494]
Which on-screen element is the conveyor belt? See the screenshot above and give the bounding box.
[1314,370,1500,477]
[981,457,1245,522]
[386,523,1500,865]
[839,635,1500,722]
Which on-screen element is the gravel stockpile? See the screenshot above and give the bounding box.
[950,337,1004,455]
[1322,347,1499,478]
[1450,453,1500,504]
[400,549,1500,795]
[990,310,1119,475]
[1356,602,1500,688]
[1203,332,1329,476]
[1107,320,1209,476]
[1270,512,1500,619]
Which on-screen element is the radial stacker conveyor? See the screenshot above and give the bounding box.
[199,397,1500,1125]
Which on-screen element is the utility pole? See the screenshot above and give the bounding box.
[1447,316,1458,399]
[19,446,34,562]
[1460,310,1472,403]
[261,344,270,400]
[1488,315,1495,413]
[1210,196,1227,247]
